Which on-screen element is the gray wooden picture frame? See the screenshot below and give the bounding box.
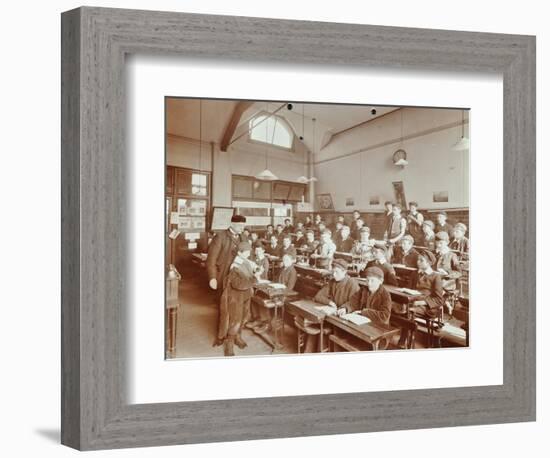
[61,6,536,451]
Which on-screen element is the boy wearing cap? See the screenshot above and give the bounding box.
[363,246,398,286]
[340,266,392,325]
[421,220,436,251]
[406,202,424,243]
[435,211,453,236]
[218,241,262,356]
[450,223,470,261]
[392,234,420,268]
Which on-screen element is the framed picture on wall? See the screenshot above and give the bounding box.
[316,193,334,210]
[62,7,535,451]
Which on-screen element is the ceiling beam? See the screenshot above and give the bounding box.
[220,101,253,152]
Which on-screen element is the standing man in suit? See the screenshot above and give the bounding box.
[206,214,247,346]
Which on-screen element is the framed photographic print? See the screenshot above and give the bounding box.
[61,6,535,451]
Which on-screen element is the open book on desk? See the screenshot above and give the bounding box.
[341,312,371,326]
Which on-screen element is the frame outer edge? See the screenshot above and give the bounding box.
[61,7,82,450]
[62,6,537,450]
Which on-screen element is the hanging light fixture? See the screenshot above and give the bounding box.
[452,109,470,151]
[255,102,278,181]
[296,113,318,183]
[393,108,409,168]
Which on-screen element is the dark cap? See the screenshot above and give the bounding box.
[409,201,418,207]
[365,266,384,280]
[332,258,349,271]
[437,210,447,217]
[231,214,246,223]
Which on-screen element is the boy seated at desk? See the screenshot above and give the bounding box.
[449,222,470,261]
[363,246,398,286]
[434,211,453,236]
[249,231,259,245]
[280,234,297,259]
[337,266,392,325]
[278,253,297,291]
[336,225,354,253]
[311,229,337,269]
[351,226,375,263]
[297,259,360,352]
[396,251,445,348]
[275,224,285,242]
[434,231,462,287]
[266,234,281,257]
[392,234,420,268]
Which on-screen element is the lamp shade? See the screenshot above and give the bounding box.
[255,168,278,181]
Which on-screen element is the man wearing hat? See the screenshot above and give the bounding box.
[434,211,453,237]
[207,214,247,345]
[450,222,470,261]
[340,266,392,325]
[218,241,261,356]
[392,234,420,268]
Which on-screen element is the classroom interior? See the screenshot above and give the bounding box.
[165,98,470,359]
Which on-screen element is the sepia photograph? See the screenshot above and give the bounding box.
[165,98,470,358]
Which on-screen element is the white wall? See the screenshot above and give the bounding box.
[314,108,469,211]
[2,1,546,458]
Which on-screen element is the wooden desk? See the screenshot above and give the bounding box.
[252,284,298,350]
[358,282,421,349]
[326,315,400,351]
[392,264,418,288]
[286,299,332,352]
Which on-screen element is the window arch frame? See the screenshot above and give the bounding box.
[247,111,295,152]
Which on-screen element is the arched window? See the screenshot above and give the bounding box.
[249,113,293,150]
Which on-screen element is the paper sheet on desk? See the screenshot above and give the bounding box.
[268,283,287,289]
[399,288,422,296]
[314,305,337,316]
[342,313,371,325]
